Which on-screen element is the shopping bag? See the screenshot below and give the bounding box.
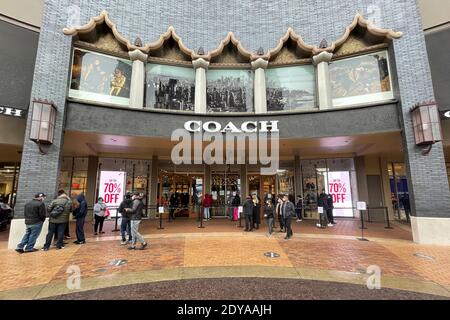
[104,209,111,218]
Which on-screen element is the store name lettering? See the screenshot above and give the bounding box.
[184,120,279,134]
[0,106,26,118]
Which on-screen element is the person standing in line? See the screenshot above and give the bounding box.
[317,189,329,228]
[118,192,133,245]
[263,199,275,237]
[295,196,304,222]
[202,193,213,221]
[73,193,88,244]
[93,197,107,235]
[169,191,177,222]
[15,193,47,253]
[276,195,284,232]
[252,193,261,230]
[282,194,295,240]
[243,196,254,232]
[326,193,335,226]
[231,192,241,221]
[43,190,72,251]
[125,192,147,250]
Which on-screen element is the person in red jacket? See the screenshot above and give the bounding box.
[203,194,213,221]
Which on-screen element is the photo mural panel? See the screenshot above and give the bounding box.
[146,64,196,111]
[69,48,132,106]
[329,50,393,107]
[206,69,253,113]
[266,65,316,111]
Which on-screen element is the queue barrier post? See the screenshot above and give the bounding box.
[157,206,164,230]
[198,206,205,228]
[358,208,368,241]
[384,207,393,229]
[112,208,120,232]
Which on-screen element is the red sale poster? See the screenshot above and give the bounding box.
[98,171,126,217]
[327,171,353,217]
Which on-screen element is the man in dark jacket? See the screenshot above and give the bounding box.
[125,192,147,250]
[73,193,88,244]
[243,196,254,231]
[43,190,73,251]
[317,190,329,228]
[16,193,47,253]
[326,194,335,226]
[118,192,133,245]
[281,194,295,240]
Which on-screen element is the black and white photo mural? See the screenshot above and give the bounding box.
[146,64,196,111]
[265,65,316,111]
[206,69,253,113]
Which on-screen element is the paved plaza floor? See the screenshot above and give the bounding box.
[1,218,449,300]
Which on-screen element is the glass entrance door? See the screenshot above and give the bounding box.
[157,172,204,218]
[211,173,240,217]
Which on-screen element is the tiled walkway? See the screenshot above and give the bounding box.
[0,218,449,299]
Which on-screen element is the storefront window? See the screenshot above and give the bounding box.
[329,50,394,107]
[58,157,88,198]
[301,158,357,218]
[266,65,316,111]
[206,69,253,112]
[0,162,20,207]
[388,162,410,221]
[145,63,195,111]
[69,48,132,106]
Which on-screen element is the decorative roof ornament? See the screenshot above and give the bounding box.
[134,37,143,47]
[256,47,264,55]
[197,47,205,55]
[319,39,328,49]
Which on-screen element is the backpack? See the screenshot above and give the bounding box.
[50,200,68,219]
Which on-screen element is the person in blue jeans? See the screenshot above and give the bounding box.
[16,193,47,253]
[118,192,133,245]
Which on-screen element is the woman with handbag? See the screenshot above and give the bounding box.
[93,197,107,235]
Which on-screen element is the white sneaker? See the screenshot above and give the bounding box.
[316,223,321,228]
[120,240,127,245]
[296,219,302,222]
[327,223,334,227]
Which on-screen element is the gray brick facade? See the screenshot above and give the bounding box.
[14,0,450,219]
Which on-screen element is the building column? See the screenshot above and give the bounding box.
[204,164,211,194]
[193,58,209,114]
[251,58,269,114]
[128,49,148,109]
[150,156,158,207]
[294,155,302,198]
[85,156,99,207]
[240,164,247,201]
[313,51,333,110]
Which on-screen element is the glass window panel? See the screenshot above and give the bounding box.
[69,48,132,106]
[145,64,195,111]
[32,103,42,121]
[207,69,253,112]
[41,105,51,122]
[266,65,316,111]
[330,50,393,107]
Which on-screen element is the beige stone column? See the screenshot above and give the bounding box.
[251,58,269,114]
[128,49,148,108]
[313,51,333,110]
[193,58,210,114]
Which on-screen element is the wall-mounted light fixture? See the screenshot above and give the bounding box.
[411,101,442,155]
[30,99,57,154]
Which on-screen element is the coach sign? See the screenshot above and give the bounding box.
[0,106,26,118]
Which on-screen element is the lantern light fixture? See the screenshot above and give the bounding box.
[29,99,57,154]
[411,101,442,155]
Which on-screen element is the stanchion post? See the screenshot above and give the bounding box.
[198,206,204,228]
[157,206,164,230]
[112,208,120,232]
[358,209,369,241]
[384,207,393,229]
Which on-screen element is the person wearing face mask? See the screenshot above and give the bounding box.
[93,197,107,235]
[124,192,147,250]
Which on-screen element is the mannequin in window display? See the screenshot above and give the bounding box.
[169,192,177,222]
